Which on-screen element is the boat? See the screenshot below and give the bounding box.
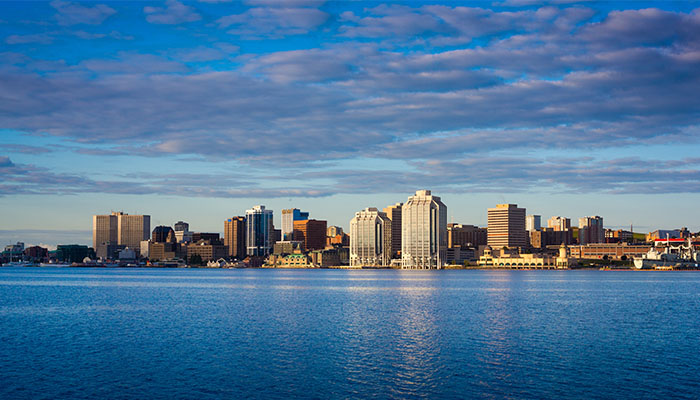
[634,237,700,270]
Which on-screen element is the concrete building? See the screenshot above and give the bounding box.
[401,190,447,269]
[569,243,651,260]
[224,216,246,259]
[579,216,604,244]
[93,213,117,250]
[281,208,309,241]
[152,226,176,243]
[174,221,193,243]
[526,215,541,232]
[186,239,228,262]
[547,216,571,231]
[447,223,487,248]
[327,226,343,237]
[487,204,526,249]
[383,203,403,258]
[349,207,392,267]
[478,244,574,269]
[93,212,149,256]
[293,219,327,251]
[530,228,574,249]
[273,240,303,255]
[246,205,274,257]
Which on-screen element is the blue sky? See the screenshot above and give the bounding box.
[2,0,700,248]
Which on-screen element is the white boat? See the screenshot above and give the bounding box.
[634,237,700,270]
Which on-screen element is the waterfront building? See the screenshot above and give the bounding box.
[383,203,403,258]
[281,208,309,241]
[547,216,571,231]
[267,253,313,268]
[349,207,392,267]
[293,219,327,251]
[24,246,48,261]
[646,228,690,242]
[478,244,574,269]
[224,216,246,259]
[447,223,487,248]
[530,228,574,248]
[487,204,526,249]
[401,190,447,269]
[93,213,117,250]
[526,215,541,232]
[569,243,651,260]
[246,205,274,257]
[605,229,634,243]
[174,221,193,243]
[273,240,303,255]
[327,233,349,247]
[186,239,227,262]
[191,232,221,244]
[93,212,150,256]
[55,244,94,263]
[579,216,604,244]
[310,248,343,267]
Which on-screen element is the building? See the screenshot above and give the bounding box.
[447,224,487,248]
[93,213,117,250]
[605,229,634,243]
[487,204,526,249]
[478,244,574,269]
[246,205,274,256]
[25,245,48,261]
[579,216,604,244]
[55,244,94,263]
[327,226,343,237]
[327,233,349,247]
[93,212,150,256]
[174,221,193,243]
[152,226,176,243]
[267,253,313,268]
[349,207,392,267]
[310,248,343,267]
[526,215,541,232]
[547,216,571,231]
[273,241,303,255]
[293,219,327,251]
[142,241,180,261]
[401,190,447,269]
[569,243,651,260]
[281,208,309,241]
[646,228,690,242]
[530,228,574,248]
[186,239,228,262]
[2,242,25,262]
[224,216,246,259]
[383,203,402,258]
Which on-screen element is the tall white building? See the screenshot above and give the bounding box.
[350,207,392,267]
[579,216,604,244]
[526,215,541,232]
[246,205,274,256]
[547,216,571,231]
[401,190,447,269]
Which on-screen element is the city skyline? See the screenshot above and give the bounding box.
[2,1,700,246]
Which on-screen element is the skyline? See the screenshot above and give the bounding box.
[2,1,700,246]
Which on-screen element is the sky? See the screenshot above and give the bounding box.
[1,0,700,248]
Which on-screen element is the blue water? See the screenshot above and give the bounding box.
[0,268,699,399]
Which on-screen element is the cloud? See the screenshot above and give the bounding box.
[50,0,116,26]
[217,5,328,37]
[144,0,201,25]
[5,33,55,45]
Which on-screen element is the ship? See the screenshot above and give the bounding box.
[634,237,700,270]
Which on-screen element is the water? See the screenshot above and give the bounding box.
[0,268,699,399]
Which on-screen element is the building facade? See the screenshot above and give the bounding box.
[401,190,447,269]
[246,205,274,257]
[547,216,571,231]
[578,216,604,244]
[526,215,541,232]
[293,219,327,251]
[447,223,487,248]
[224,216,246,259]
[281,208,309,241]
[349,207,392,267]
[487,204,526,249]
[382,202,403,258]
[93,212,150,257]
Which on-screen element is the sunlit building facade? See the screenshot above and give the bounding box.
[401,190,447,269]
[349,207,392,267]
[246,205,273,257]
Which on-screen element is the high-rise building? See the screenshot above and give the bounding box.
[547,216,571,231]
[350,207,392,267]
[401,190,447,269]
[93,213,117,250]
[173,221,192,243]
[93,212,149,256]
[579,216,604,244]
[152,226,175,243]
[246,205,274,256]
[447,224,487,248]
[487,204,526,248]
[526,215,541,232]
[293,219,327,251]
[327,226,343,237]
[383,202,402,258]
[281,208,309,241]
[224,216,246,259]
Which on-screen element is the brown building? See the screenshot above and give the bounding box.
[24,246,49,261]
[149,242,180,261]
[487,204,527,248]
[327,233,349,247]
[569,243,651,260]
[293,219,327,251]
[191,232,221,244]
[224,216,246,259]
[152,226,176,243]
[447,223,487,248]
[186,239,228,262]
[530,228,574,249]
[382,203,402,257]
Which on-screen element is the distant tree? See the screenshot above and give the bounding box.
[621,255,627,261]
[602,255,609,261]
[189,254,203,266]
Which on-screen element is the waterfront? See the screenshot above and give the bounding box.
[1,268,699,399]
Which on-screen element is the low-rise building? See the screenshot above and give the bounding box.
[569,243,651,260]
[478,245,574,269]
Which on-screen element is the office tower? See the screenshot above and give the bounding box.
[93,213,117,249]
[191,232,221,244]
[281,208,309,241]
[579,216,604,244]
[327,226,343,237]
[547,216,571,231]
[526,215,541,232]
[487,204,526,248]
[350,207,392,267]
[293,219,327,251]
[152,226,175,243]
[224,216,246,259]
[447,224,487,248]
[383,202,403,258]
[401,190,447,269]
[174,220,192,243]
[246,205,274,256]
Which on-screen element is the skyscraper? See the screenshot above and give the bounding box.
[293,219,327,251]
[224,216,246,259]
[526,215,541,232]
[487,204,526,248]
[382,202,402,258]
[579,216,604,244]
[246,205,273,257]
[547,216,571,231]
[93,213,117,250]
[93,211,150,256]
[350,207,391,267]
[401,190,447,269]
[152,226,175,243]
[281,208,309,241]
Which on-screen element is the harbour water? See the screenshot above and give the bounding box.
[0,267,699,399]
